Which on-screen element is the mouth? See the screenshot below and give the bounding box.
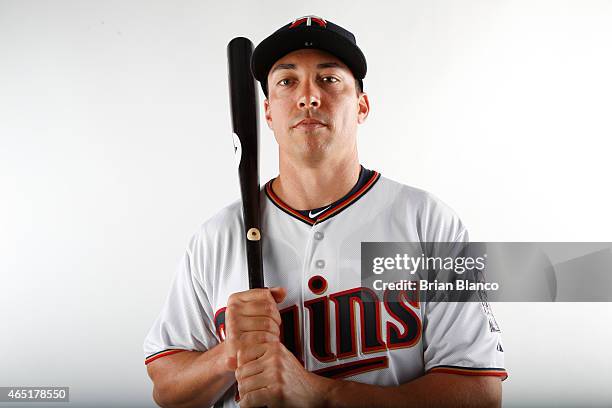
[293,118,327,131]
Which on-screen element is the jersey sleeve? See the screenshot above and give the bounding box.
[143,233,218,365]
[419,193,507,379]
[422,299,507,379]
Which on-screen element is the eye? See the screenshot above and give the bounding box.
[276,78,294,87]
[321,76,340,84]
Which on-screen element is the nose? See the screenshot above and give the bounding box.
[297,81,320,110]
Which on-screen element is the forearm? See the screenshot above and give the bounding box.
[318,372,501,408]
[147,343,236,408]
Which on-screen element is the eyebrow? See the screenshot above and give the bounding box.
[317,62,343,69]
[269,62,345,75]
[270,63,296,74]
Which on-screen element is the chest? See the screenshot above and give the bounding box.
[210,208,426,384]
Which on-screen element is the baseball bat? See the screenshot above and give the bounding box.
[222,37,265,408]
[227,37,264,290]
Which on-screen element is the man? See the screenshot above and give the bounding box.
[144,16,506,408]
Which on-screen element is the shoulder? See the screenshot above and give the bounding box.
[374,175,435,203]
[177,198,246,287]
[188,198,244,252]
[375,175,468,242]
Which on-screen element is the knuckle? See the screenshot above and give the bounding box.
[263,302,273,314]
[262,318,272,331]
[235,367,244,381]
[272,386,283,400]
[270,353,282,365]
[242,394,253,407]
[225,321,237,336]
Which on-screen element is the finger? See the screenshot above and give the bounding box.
[229,288,276,304]
[270,287,287,304]
[239,388,270,408]
[233,316,280,336]
[237,342,268,366]
[234,300,282,325]
[240,331,279,345]
[236,365,267,395]
[235,356,265,381]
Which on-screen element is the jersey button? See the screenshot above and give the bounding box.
[314,231,324,240]
[315,259,325,268]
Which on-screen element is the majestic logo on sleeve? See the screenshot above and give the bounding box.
[214,284,422,379]
[289,15,327,28]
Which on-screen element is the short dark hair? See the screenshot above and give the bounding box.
[355,78,362,94]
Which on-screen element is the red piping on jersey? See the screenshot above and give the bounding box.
[144,349,186,365]
[313,356,388,379]
[317,171,380,221]
[428,366,508,380]
[265,171,381,225]
[265,182,313,224]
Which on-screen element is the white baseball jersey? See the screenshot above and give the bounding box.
[144,172,506,406]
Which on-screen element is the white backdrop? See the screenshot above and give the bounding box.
[1,0,611,406]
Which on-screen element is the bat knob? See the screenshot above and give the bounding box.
[247,228,261,241]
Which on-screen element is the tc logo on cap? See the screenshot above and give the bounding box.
[289,15,327,29]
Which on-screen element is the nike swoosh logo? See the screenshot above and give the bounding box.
[308,206,331,219]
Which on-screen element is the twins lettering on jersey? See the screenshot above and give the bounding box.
[213,281,422,379]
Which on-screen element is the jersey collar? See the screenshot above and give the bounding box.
[265,171,381,226]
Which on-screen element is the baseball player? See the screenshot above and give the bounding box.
[144,16,506,408]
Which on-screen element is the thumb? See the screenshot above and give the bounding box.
[269,287,287,304]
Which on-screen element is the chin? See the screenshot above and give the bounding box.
[303,132,331,147]
[280,130,335,159]
[298,139,334,161]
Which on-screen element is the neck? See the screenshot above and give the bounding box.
[273,151,361,210]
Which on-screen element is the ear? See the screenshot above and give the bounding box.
[264,98,273,130]
[357,92,370,124]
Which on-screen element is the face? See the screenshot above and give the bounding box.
[264,48,369,164]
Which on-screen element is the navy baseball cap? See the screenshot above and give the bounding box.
[251,16,367,97]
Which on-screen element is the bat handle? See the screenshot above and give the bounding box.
[246,227,264,289]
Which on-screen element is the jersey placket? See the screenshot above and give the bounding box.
[301,217,333,372]
[300,221,318,372]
